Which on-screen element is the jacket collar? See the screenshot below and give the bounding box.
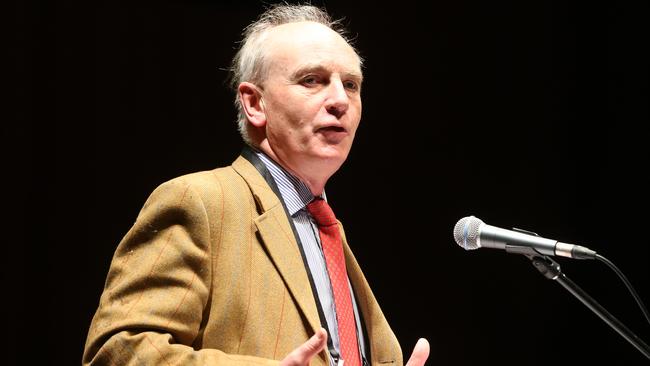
[231,148,326,364]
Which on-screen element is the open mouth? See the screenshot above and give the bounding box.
[318,126,346,133]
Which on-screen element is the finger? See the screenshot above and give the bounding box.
[405,338,430,366]
[282,328,328,366]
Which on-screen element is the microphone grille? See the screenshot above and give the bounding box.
[453,216,484,250]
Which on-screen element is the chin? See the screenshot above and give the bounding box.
[313,144,351,160]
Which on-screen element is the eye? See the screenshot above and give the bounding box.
[301,75,321,86]
[343,80,360,91]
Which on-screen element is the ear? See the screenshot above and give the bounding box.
[238,82,266,128]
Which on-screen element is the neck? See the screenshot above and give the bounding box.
[255,141,336,196]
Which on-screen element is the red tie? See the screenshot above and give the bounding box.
[307,198,361,366]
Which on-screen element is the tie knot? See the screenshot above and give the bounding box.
[307,198,338,226]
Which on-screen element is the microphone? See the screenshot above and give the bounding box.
[453,216,597,259]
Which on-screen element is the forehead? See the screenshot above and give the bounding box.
[263,21,362,76]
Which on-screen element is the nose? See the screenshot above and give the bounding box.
[324,78,349,118]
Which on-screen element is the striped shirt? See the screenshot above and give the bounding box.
[256,151,367,366]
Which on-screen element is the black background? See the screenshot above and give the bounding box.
[10,0,650,365]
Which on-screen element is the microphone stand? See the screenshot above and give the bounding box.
[508,245,650,360]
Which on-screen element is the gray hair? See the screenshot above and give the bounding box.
[229,4,360,144]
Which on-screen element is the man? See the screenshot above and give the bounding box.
[83,4,429,366]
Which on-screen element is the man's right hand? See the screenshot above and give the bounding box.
[280,328,328,366]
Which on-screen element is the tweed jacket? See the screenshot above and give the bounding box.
[82,155,402,366]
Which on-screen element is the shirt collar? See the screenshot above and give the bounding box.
[254,150,326,216]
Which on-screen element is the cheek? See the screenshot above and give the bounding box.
[270,98,311,126]
[266,116,307,149]
[348,102,362,133]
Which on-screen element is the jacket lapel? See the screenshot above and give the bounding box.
[341,226,399,365]
[231,156,322,337]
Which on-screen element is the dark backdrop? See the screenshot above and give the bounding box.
[11,0,649,365]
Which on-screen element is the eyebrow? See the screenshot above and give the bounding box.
[289,64,364,83]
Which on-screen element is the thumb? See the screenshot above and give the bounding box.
[281,328,328,366]
[405,338,430,366]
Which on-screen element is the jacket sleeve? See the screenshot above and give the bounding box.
[82,176,279,366]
